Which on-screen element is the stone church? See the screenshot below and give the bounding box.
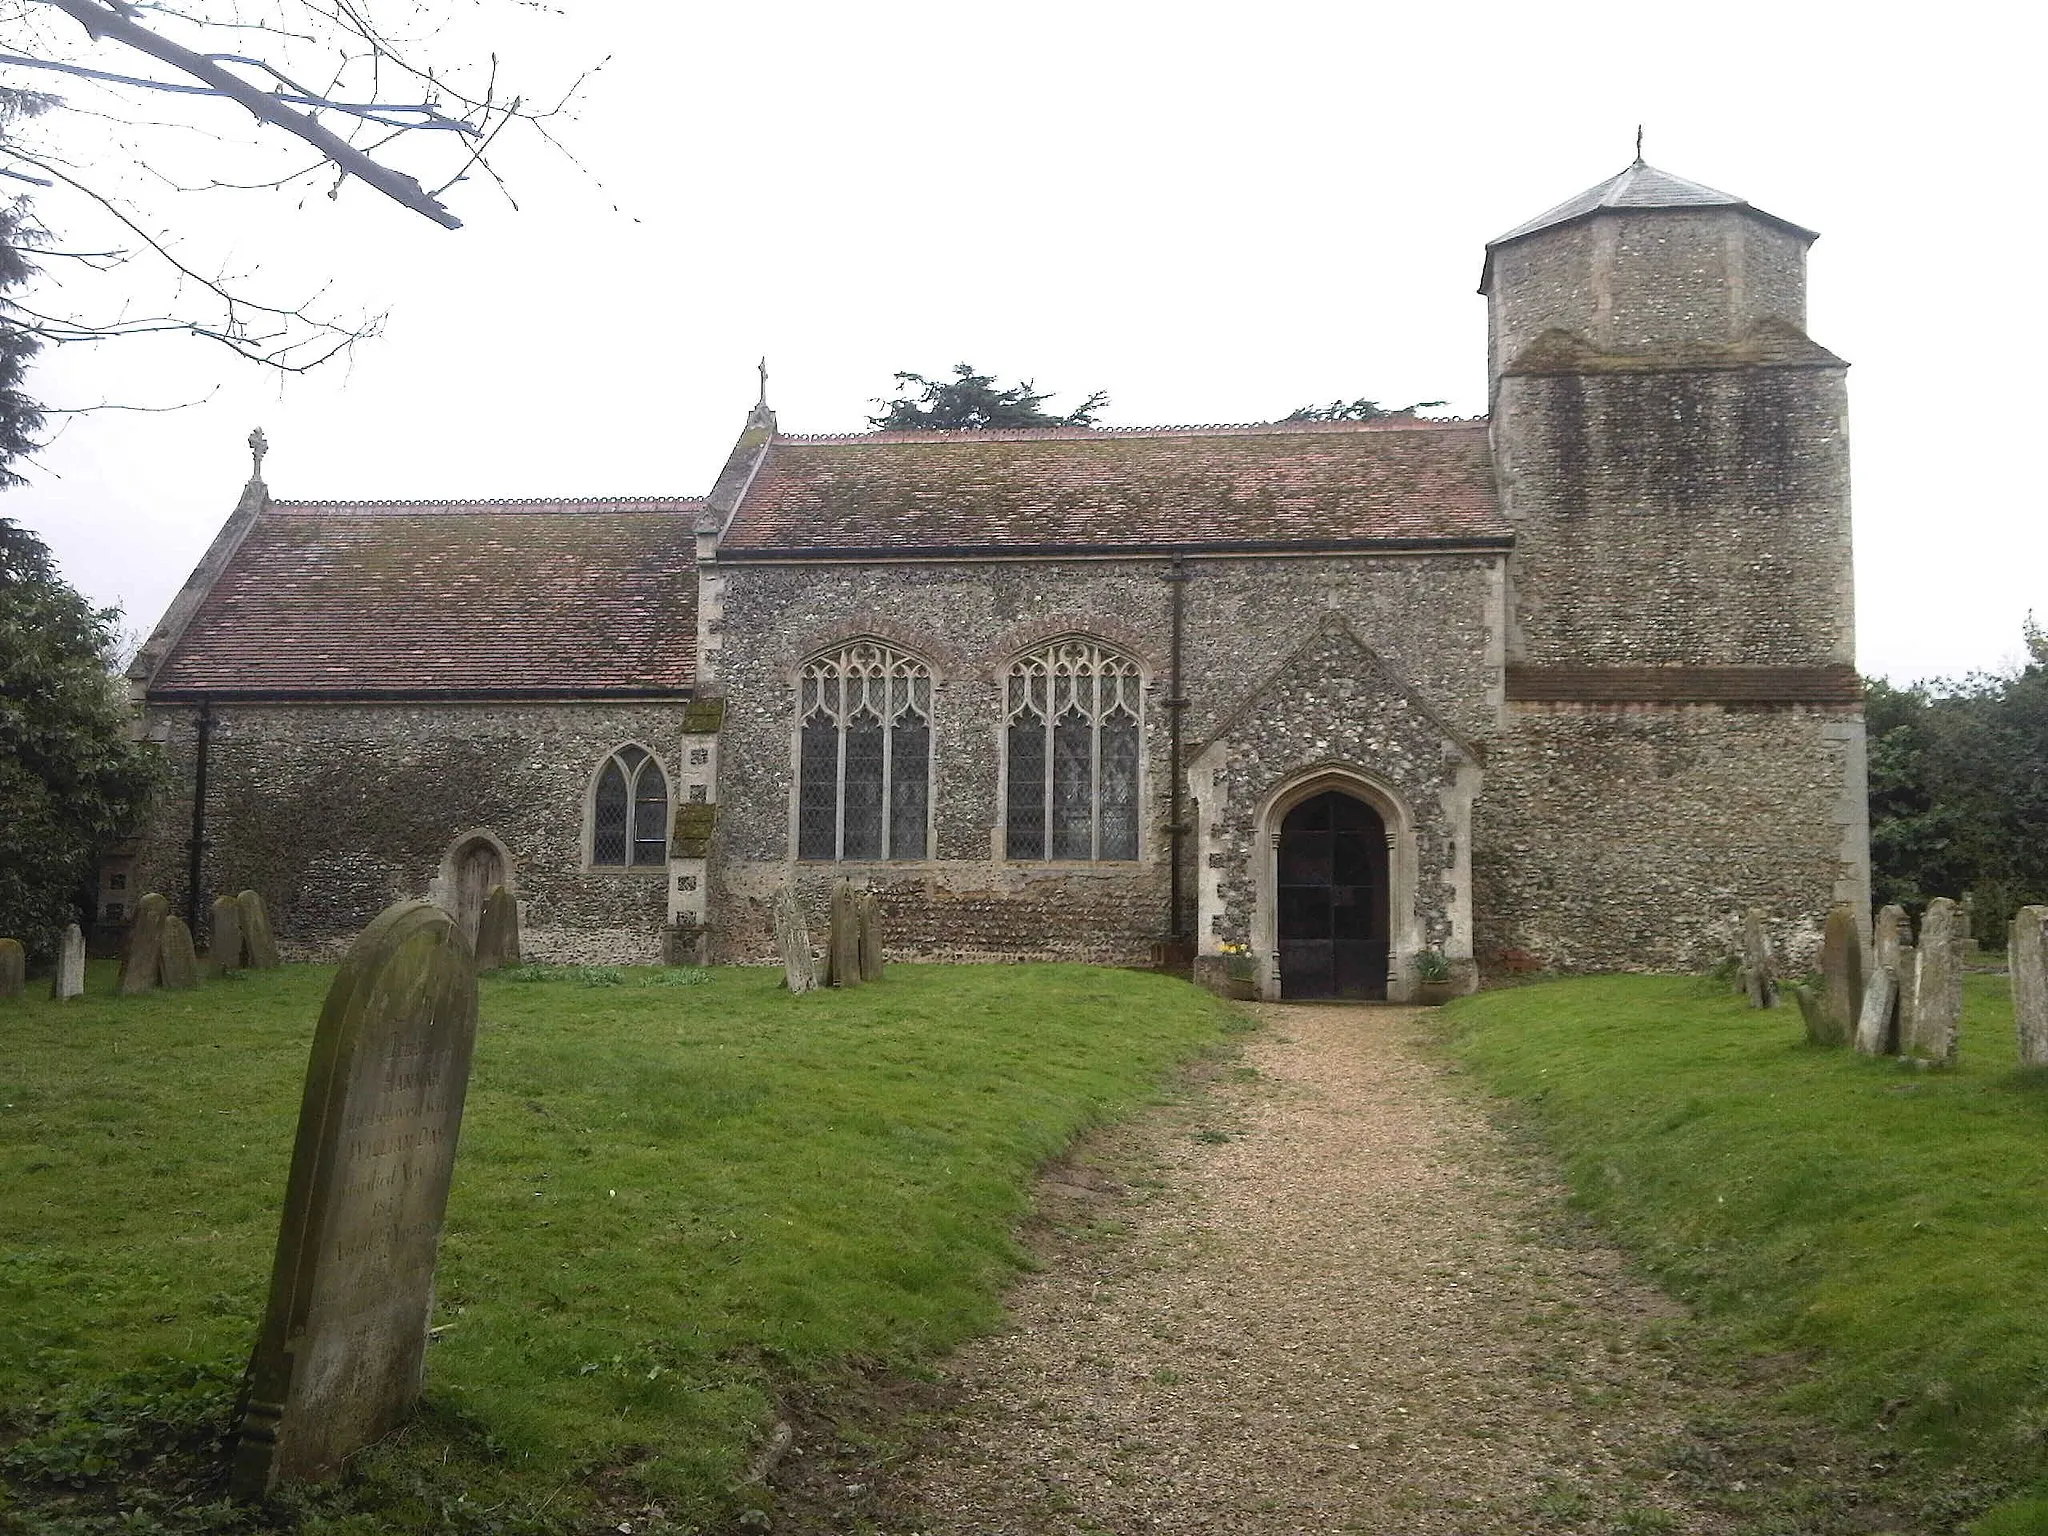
[118,158,1869,1000]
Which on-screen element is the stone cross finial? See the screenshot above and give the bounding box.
[1634,125,1644,163]
[756,356,769,408]
[248,426,269,482]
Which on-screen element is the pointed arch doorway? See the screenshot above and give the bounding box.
[1277,789,1389,999]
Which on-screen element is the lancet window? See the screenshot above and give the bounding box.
[1004,639,1142,861]
[797,641,932,861]
[592,744,669,867]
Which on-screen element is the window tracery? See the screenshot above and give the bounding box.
[1004,639,1142,861]
[797,641,932,860]
[593,744,669,867]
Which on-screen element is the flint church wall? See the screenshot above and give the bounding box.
[130,700,690,961]
[704,551,1503,964]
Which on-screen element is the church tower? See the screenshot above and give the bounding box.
[1472,159,1869,972]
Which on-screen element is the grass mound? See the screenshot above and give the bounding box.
[1445,971,2047,1530]
[0,960,1237,1534]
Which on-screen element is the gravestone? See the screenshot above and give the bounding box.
[210,893,246,975]
[1903,898,1961,1066]
[826,880,862,988]
[1739,909,1777,1009]
[0,938,23,1000]
[239,890,281,969]
[772,885,817,994]
[230,899,479,1500]
[1855,904,1908,1055]
[118,892,171,995]
[472,885,519,972]
[50,923,84,1000]
[857,891,886,983]
[1791,984,1829,1045]
[2009,907,2047,1069]
[1817,904,1863,1046]
[159,915,201,990]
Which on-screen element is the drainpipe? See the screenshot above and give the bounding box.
[1165,554,1190,947]
[186,703,212,932]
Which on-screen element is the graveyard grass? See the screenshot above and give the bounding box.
[1445,970,2048,1532]
[0,960,1241,1535]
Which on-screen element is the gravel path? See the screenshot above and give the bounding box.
[889,1003,1728,1535]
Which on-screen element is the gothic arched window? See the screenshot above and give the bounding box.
[592,744,670,867]
[798,641,932,860]
[1005,639,1142,861]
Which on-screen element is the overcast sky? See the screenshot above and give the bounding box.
[5,0,2041,685]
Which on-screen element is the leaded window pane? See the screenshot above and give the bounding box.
[594,761,629,865]
[1051,707,1093,859]
[890,715,929,859]
[1006,718,1045,860]
[798,713,838,860]
[1099,711,1139,860]
[631,761,668,866]
[842,713,885,860]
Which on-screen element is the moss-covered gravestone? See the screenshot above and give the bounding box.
[230,900,479,1500]
[1855,904,1908,1055]
[160,915,201,990]
[238,890,281,969]
[1738,908,1777,1009]
[1817,904,1863,1046]
[473,885,519,972]
[119,893,171,995]
[2012,907,2048,1069]
[826,880,861,988]
[1903,898,1961,1066]
[857,891,885,983]
[50,923,84,1000]
[772,885,817,994]
[210,894,246,975]
[0,938,23,1000]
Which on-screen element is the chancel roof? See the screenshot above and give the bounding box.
[718,419,1507,556]
[1488,160,1817,249]
[148,497,701,698]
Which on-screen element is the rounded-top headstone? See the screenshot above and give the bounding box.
[1818,904,1863,1046]
[159,915,201,990]
[50,923,85,1001]
[1904,898,1962,1066]
[0,938,24,1000]
[238,890,281,969]
[2010,907,2047,1069]
[472,884,520,972]
[827,880,862,988]
[210,893,246,975]
[119,893,171,995]
[230,900,479,1500]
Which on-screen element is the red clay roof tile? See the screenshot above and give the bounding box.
[719,419,1505,554]
[150,498,701,697]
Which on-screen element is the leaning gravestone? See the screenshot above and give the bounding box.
[1817,904,1863,1046]
[230,899,479,1500]
[472,885,520,972]
[210,893,246,975]
[0,938,23,1000]
[238,891,281,969]
[1855,904,1908,1055]
[1739,909,1777,1009]
[826,880,862,988]
[2009,907,2048,1069]
[50,923,85,1001]
[1791,984,1829,1045]
[159,915,201,990]
[1903,898,1962,1066]
[857,891,886,983]
[118,893,171,995]
[772,885,817,994]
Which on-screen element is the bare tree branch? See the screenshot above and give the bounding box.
[32,0,466,226]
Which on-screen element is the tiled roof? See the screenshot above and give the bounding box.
[1488,160,1817,249]
[149,497,701,696]
[719,419,1506,554]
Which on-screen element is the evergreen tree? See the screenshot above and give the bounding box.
[870,363,1108,430]
[1283,398,1447,423]
[0,518,161,956]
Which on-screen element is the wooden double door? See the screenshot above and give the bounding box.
[1277,790,1390,1000]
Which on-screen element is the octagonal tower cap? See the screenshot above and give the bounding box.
[1480,159,1817,291]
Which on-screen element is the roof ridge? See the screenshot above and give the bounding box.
[267,495,705,514]
[773,417,1487,446]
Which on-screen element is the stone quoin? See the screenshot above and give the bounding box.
[119,158,1868,998]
